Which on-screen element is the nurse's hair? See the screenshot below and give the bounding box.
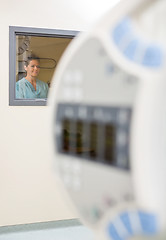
[24,54,40,67]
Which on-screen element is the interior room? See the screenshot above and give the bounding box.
[1,0,165,239]
[0,0,118,239]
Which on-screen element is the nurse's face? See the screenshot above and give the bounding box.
[24,59,40,78]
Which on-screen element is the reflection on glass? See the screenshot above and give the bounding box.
[61,119,128,169]
[76,121,83,154]
[89,123,98,159]
[62,119,89,155]
[62,119,70,152]
[104,124,116,164]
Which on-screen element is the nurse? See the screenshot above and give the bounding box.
[16,55,49,99]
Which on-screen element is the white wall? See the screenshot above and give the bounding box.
[0,0,86,227]
[0,0,118,227]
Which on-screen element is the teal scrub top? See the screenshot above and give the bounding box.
[16,78,49,99]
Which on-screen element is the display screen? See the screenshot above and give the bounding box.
[61,119,117,166]
[57,102,131,170]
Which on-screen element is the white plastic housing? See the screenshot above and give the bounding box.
[49,0,166,239]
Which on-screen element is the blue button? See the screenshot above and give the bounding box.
[112,18,132,46]
[142,46,163,67]
[120,212,133,234]
[123,39,140,61]
[138,211,158,234]
[107,223,124,240]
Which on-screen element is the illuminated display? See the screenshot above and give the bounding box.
[58,104,130,170]
[61,119,118,166]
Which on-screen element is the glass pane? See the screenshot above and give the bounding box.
[15,35,72,99]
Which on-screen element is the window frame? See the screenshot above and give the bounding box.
[9,26,79,106]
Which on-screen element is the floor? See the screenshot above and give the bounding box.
[0,219,94,240]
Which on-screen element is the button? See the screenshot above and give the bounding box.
[107,223,123,240]
[105,107,116,122]
[55,123,61,135]
[138,211,157,234]
[120,212,132,234]
[117,131,127,146]
[112,17,132,47]
[113,216,131,239]
[62,88,73,100]
[73,70,83,85]
[63,71,73,84]
[117,110,129,125]
[64,107,74,117]
[105,112,114,122]
[128,211,142,234]
[93,108,103,120]
[105,63,115,75]
[78,106,87,118]
[107,210,158,240]
[72,161,81,174]
[73,88,83,101]
[142,45,163,67]
[123,38,140,61]
[117,153,128,169]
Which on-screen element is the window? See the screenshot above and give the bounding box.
[9,26,79,106]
